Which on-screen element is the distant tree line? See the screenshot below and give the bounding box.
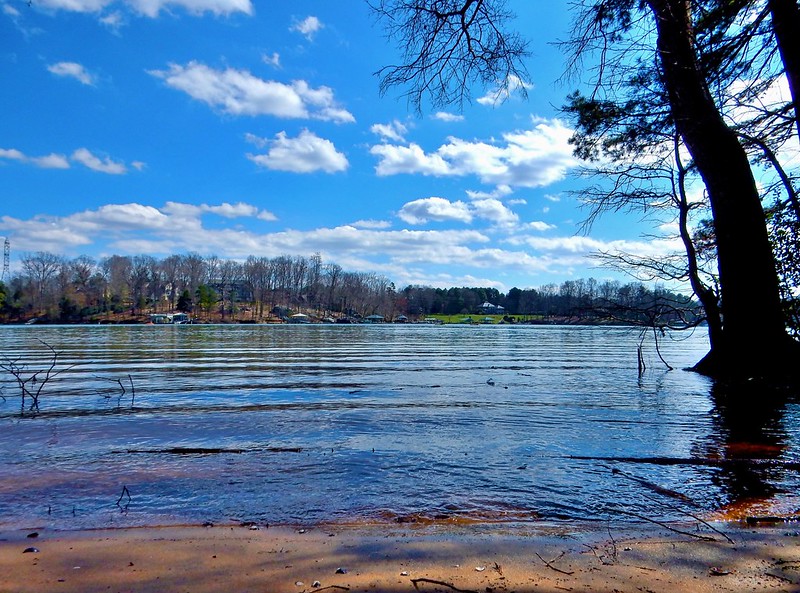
[400,280,702,327]
[0,250,701,327]
[0,251,395,323]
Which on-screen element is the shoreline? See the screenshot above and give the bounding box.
[1,520,798,592]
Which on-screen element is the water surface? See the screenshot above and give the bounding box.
[1,324,797,530]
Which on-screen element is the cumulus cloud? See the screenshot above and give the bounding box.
[470,198,519,227]
[432,112,464,122]
[71,148,127,174]
[262,52,281,68]
[465,185,513,200]
[525,221,557,231]
[34,0,253,17]
[351,219,392,229]
[0,200,278,253]
[149,62,354,123]
[47,61,95,85]
[397,196,522,228]
[370,120,408,143]
[291,15,322,40]
[1,148,70,169]
[371,117,577,188]
[246,129,349,173]
[477,75,533,106]
[398,197,473,225]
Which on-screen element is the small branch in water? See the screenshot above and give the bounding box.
[116,485,132,508]
[128,374,135,407]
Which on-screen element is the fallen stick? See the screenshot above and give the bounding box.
[410,577,479,593]
[535,552,574,576]
[639,492,735,544]
[610,508,718,542]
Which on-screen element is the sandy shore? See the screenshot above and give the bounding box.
[1,521,798,593]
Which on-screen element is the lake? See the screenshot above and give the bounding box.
[0,324,798,530]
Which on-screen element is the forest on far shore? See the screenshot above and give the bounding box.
[0,250,702,329]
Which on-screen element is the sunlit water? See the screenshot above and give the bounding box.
[0,324,798,530]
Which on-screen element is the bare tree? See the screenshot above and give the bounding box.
[372,0,529,111]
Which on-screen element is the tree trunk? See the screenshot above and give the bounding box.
[768,0,800,142]
[647,0,798,377]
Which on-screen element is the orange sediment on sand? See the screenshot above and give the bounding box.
[1,521,798,593]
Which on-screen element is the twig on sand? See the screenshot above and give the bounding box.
[410,577,479,593]
[314,586,351,592]
[535,552,575,576]
[639,492,735,544]
[610,508,718,542]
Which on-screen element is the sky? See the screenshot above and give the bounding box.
[0,0,686,291]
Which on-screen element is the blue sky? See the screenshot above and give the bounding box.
[0,0,683,291]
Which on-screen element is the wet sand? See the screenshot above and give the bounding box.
[1,521,798,592]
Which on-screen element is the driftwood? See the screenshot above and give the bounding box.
[535,552,574,575]
[410,578,479,593]
[638,491,735,544]
[609,508,719,542]
[570,454,800,470]
[606,466,696,505]
[123,446,303,455]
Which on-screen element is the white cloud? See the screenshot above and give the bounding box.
[47,61,95,85]
[2,147,130,173]
[432,111,464,122]
[544,193,561,202]
[0,148,70,169]
[262,52,281,68]
[149,62,354,123]
[71,147,127,174]
[477,75,533,106]
[0,148,26,162]
[370,120,408,142]
[398,197,473,225]
[35,0,111,13]
[470,198,519,227]
[397,196,520,228]
[99,10,124,30]
[371,117,577,188]
[465,185,513,200]
[32,153,71,169]
[3,3,21,17]
[246,129,349,173]
[291,15,322,40]
[351,219,392,229]
[34,0,253,16]
[525,221,556,231]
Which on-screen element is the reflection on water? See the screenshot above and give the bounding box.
[0,324,798,530]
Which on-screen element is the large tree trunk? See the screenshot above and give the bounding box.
[768,0,800,142]
[647,0,798,377]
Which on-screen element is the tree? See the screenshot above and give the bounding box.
[373,0,800,379]
[372,0,529,112]
[195,284,218,316]
[176,290,193,313]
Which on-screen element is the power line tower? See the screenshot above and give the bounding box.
[2,237,8,282]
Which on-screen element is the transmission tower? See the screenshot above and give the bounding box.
[2,237,8,282]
